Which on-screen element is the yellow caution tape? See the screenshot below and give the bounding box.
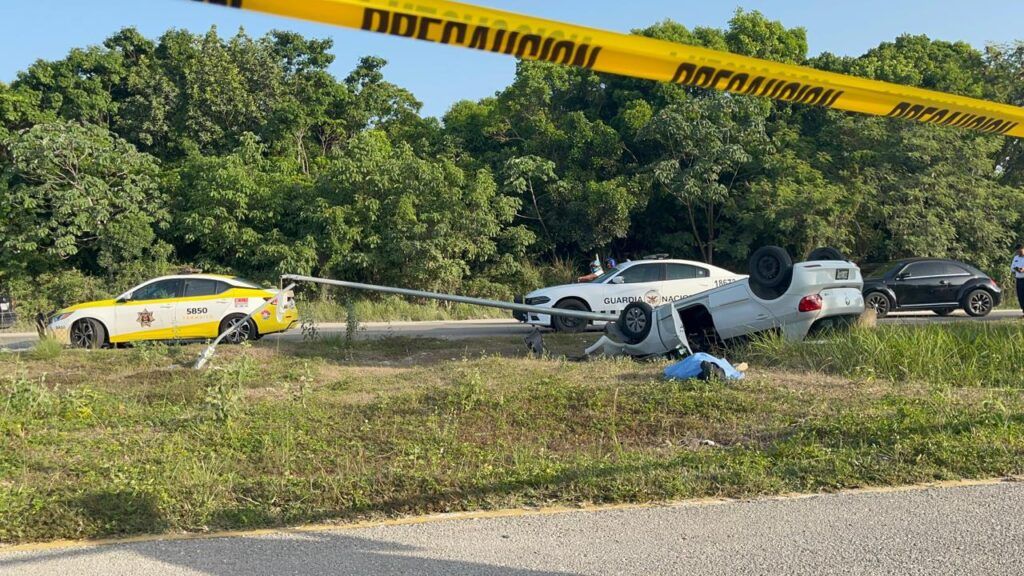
[193,0,1024,138]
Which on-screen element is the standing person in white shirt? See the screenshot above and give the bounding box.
[1013,245,1024,316]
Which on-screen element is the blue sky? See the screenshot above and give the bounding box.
[1,1,1021,117]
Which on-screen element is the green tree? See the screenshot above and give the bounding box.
[168,133,317,279]
[306,131,531,293]
[642,93,771,263]
[0,121,168,279]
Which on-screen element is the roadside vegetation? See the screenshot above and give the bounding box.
[745,323,1024,388]
[303,296,511,323]
[1,325,1022,544]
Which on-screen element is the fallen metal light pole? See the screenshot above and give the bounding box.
[193,283,296,369]
[280,274,691,360]
[279,274,617,323]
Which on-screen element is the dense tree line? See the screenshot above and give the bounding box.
[1,12,1023,314]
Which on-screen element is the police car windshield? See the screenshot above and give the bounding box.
[593,266,621,284]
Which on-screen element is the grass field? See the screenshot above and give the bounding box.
[1,323,1022,544]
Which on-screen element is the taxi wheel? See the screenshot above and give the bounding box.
[551,298,589,333]
[70,319,106,350]
[220,315,257,344]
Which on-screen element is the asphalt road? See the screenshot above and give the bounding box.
[0,319,537,351]
[1,309,1020,351]
[1,481,1021,575]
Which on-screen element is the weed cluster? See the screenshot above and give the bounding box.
[744,323,1024,388]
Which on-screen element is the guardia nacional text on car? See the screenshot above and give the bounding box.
[46,274,298,348]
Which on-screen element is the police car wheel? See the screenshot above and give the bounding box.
[618,302,653,344]
[221,315,257,344]
[551,299,588,333]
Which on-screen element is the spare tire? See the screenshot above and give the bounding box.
[806,246,846,262]
[749,246,793,289]
[618,301,654,345]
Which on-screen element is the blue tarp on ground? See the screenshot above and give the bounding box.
[663,352,744,381]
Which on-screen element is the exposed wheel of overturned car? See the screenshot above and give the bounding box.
[806,246,846,262]
[618,301,654,344]
[748,245,793,300]
[70,318,106,349]
[550,298,589,333]
[220,314,258,344]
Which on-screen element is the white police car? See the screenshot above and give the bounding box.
[514,257,742,332]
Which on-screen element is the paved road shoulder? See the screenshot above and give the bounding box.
[2,480,1021,575]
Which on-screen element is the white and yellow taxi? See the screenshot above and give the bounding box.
[46,274,298,348]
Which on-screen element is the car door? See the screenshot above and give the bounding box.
[114,279,182,341]
[893,262,943,306]
[603,263,665,313]
[706,282,775,339]
[891,262,929,306]
[932,262,972,304]
[176,278,232,339]
[664,263,714,302]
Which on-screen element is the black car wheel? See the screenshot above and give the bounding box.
[70,319,105,349]
[550,299,589,333]
[964,289,994,317]
[220,315,257,344]
[618,302,654,344]
[806,247,846,261]
[933,308,956,316]
[865,292,892,318]
[749,246,793,289]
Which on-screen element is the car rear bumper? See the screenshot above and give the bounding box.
[779,287,865,340]
[255,309,299,335]
[990,287,1003,307]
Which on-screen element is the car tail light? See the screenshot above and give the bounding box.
[798,294,823,312]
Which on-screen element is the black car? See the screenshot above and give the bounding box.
[0,291,15,330]
[862,258,1001,318]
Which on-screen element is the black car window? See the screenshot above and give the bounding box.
[183,278,228,298]
[132,279,183,301]
[938,263,970,276]
[864,262,897,280]
[617,264,663,284]
[665,263,709,280]
[901,262,943,278]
